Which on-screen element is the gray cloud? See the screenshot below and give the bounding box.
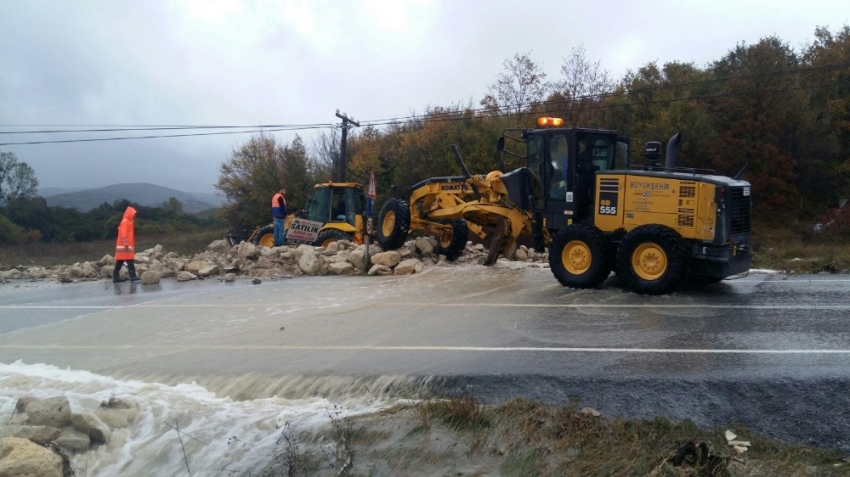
[1,0,846,194]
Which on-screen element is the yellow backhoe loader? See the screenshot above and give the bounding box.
[246,182,368,248]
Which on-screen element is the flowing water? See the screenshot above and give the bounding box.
[0,361,417,476]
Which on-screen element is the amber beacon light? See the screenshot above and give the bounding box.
[537,117,564,127]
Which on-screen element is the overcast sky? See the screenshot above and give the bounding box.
[1,0,846,195]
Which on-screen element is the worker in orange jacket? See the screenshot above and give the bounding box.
[113,206,140,283]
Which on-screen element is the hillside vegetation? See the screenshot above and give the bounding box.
[44,182,220,213]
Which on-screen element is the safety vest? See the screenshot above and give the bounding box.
[115,206,136,260]
[271,193,287,218]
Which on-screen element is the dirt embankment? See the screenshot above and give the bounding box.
[254,399,849,477]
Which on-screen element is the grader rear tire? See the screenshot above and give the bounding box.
[377,198,410,250]
[617,225,689,295]
[548,224,611,289]
[436,219,468,261]
[252,225,276,248]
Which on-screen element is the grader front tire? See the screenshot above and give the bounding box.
[548,224,612,289]
[377,198,410,250]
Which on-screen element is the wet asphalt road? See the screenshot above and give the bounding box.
[1,266,849,450]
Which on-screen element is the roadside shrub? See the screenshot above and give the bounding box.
[0,214,27,244]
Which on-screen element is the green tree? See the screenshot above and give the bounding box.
[707,37,805,214]
[0,151,39,206]
[215,134,319,229]
[162,197,184,215]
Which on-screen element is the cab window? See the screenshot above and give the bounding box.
[305,188,331,223]
[548,134,569,201]
[577,135,615,173]
[526,134,545,209]
[331,188,347,222]
[615,140,629,170]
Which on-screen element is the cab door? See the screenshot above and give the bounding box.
[542,131,573,230]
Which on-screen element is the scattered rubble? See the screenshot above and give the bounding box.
[0,237,551,285]
[0,394,140,476]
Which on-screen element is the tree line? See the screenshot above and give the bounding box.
[0,151,220,244]
[217,26,850,229]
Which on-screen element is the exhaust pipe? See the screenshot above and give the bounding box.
[665,133,682,170]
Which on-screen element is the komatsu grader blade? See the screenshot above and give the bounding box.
[480,217,508,266]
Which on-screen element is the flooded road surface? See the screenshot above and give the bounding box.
[1,266,849,452]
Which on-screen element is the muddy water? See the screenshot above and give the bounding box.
[0,361,409,476]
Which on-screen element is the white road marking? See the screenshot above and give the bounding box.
[2,303,850,310]
[0,306,116,309]
[0,344,848,354]
[383,303,850,309]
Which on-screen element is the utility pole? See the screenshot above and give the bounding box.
[335,110,360,182]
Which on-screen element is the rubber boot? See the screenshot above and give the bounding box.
[113,266,127,283]
[127,262,141,282]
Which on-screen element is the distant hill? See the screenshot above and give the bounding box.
[39,186,87,197]
[43,183,221,214]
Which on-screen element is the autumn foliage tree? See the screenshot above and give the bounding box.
[215,134,320,229]
[216,25,850,231]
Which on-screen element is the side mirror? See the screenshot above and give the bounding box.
[496,137,505,151]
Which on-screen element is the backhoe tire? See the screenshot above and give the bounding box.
[315,229,350,248]
[377,198,410,250]
[252,224,276,248]
[548,224,612,289]
[617,225,689,295]
[436,219,468,262]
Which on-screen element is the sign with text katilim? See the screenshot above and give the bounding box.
[285,218,323,244]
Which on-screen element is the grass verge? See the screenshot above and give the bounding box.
[751,222,850,273]
[0,229,223,268]
[251,397,848,477]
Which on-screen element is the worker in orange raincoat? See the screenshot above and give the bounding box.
[113,206,140,283]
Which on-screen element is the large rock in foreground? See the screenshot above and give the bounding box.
[371,251,401,268]
[0,426,61,445]
[329,262,355,275]
[71,412,110,444]
[299,253,323,275]
[20,396,71,428]
[368,264,393,276]
[237,241,259,259]
[140,271,161,285]
[0,437,64,477]
[176,271,197,282]
[394,258,423,275]
[207,239,231,255]
[185,260,209,275]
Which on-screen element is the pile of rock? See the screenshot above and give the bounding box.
[0,395,137,477]
[0,236,551,285]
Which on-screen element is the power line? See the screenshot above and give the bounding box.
[0,123,335,135]
[2,63,846,146]
[3,61,845,133]
[0,125,332,146]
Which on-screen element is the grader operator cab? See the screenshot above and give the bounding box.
[248,182,367,248]
[499,118,752,294]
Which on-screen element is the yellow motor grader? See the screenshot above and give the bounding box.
[378,117,752,294]
[376,145,537,264]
